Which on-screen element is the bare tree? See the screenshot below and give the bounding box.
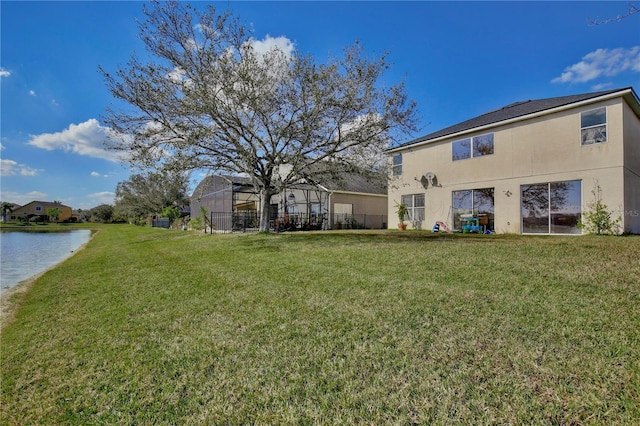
[588,3,639,25]
[101,1,417,231]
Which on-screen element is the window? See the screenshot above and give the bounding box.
[452,138,471,160]
[521,180,581,234]
[401,194,425,222]
[581,107,606,145]
[473,134,494,157]
[452,133,494,161]
[452,188,494,232]
[35,206,42,212]
[392,153,402,176]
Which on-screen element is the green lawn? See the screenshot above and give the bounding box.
[1,226,639,424]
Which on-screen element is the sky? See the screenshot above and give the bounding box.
[1,1,639,210]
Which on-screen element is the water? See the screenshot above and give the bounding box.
[0,229,92,293]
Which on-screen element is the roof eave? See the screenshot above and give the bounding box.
[388,87,639,154]
[326,190,387,197]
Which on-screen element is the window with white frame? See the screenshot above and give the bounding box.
[581,107,606,145]
[452,133,494,161]
[392,153,403,176]
[401,194,425,222]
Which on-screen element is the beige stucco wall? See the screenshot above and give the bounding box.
[623,100,640,232]
[389,96,638,234]
[331,192,387,216]
[330,192,388,228]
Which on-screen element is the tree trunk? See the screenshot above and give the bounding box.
[258,188,274,232]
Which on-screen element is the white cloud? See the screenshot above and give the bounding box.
[250,35,295,59]
[88,191,115,205]
[591,82,615,91]
[552,46,640,84]
[0,68,10,78]
[0,158,40,177]
[29,90,36,97]
[167,67,188,84]
[27,119,127,163]
[0,190,48,205]
[90,171,101,177]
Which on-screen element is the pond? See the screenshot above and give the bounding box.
[0,229,93,293]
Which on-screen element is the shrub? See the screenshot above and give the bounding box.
[579,182,621,235]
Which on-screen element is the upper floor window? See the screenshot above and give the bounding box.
[452,133,494,161]
[35,206,42,212]
[392,153,403,176]
[581,107,606,145]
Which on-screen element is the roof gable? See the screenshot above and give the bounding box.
[393,87,637,150]
[23,201,71,209]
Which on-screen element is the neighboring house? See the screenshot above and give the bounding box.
[387,87,640,234]
[8,201,74,223]
[191,169,388,232]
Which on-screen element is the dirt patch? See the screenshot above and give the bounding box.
[1,276,40,330]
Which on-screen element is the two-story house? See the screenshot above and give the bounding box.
[8,201,74,223]
[387,87,640,234]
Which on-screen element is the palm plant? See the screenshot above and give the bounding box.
[1,201,14,223]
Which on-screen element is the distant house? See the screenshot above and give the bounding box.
[387,87,640,234]
[191,168,388,232]
[8,201,73,223]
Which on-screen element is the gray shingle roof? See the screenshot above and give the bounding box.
[298,162,387,194]
[315,170,387,194]
[194,169,386,197]
[394,87,634,149]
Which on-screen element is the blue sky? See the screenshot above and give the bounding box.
[1,1,638,210]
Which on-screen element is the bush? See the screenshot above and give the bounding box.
[579,182,621,235]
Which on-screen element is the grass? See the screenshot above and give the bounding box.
[1,225,639,424]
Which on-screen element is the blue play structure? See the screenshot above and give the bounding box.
[461,217,484,233]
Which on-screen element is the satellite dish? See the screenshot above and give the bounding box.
[420,172,437,189]
[427,172,438,187]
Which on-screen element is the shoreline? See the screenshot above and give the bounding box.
[0,233,95,330]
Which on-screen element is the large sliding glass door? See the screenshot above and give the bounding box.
[452,188,495,232]
[521,180,581,234]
